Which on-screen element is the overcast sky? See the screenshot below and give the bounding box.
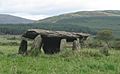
[0,0,120,20]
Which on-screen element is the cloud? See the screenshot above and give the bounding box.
[83,0,120,10]
[0,0,84,14]
[0,0,120,20]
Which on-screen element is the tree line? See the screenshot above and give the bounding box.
[0,23,96,35]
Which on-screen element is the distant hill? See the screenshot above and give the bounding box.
[36,10,120,37]
[0,14,34,24]
[0,10,120,37]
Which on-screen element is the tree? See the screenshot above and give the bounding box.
[96,29,113,48]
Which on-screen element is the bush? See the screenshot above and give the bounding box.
[112,41,120,50]
[84,37,103,48]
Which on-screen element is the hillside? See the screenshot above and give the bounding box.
[0,14,34,24]
[0,10,120,37]
[37,10,120,37]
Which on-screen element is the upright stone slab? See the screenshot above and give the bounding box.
[79,37,84,48]
[18,40,27,54]
[30,35,42,56]
[60,39,67,51]
[72,38,81,50]
[99,44,109,56]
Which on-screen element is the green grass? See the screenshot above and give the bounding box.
[0,35,120,74]
[0,46,120,74]
[0,35,32,46]
[0,35,20,45]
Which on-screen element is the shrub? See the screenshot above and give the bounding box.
[84,37,103,48]
[112,41,120,50]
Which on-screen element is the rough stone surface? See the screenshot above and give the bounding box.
[22,29,89,39]
[18,40,27,54]
[72,38,81,50]
[30,35,42,56]
[100,44,109,56]
[60,39,67,51]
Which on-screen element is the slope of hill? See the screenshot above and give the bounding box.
[0,14,34,24]
[0,10,120,37]
[37,10,120,37]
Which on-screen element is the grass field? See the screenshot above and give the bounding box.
[0,35,120,74]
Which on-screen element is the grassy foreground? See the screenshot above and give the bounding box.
[0,45,120,74]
